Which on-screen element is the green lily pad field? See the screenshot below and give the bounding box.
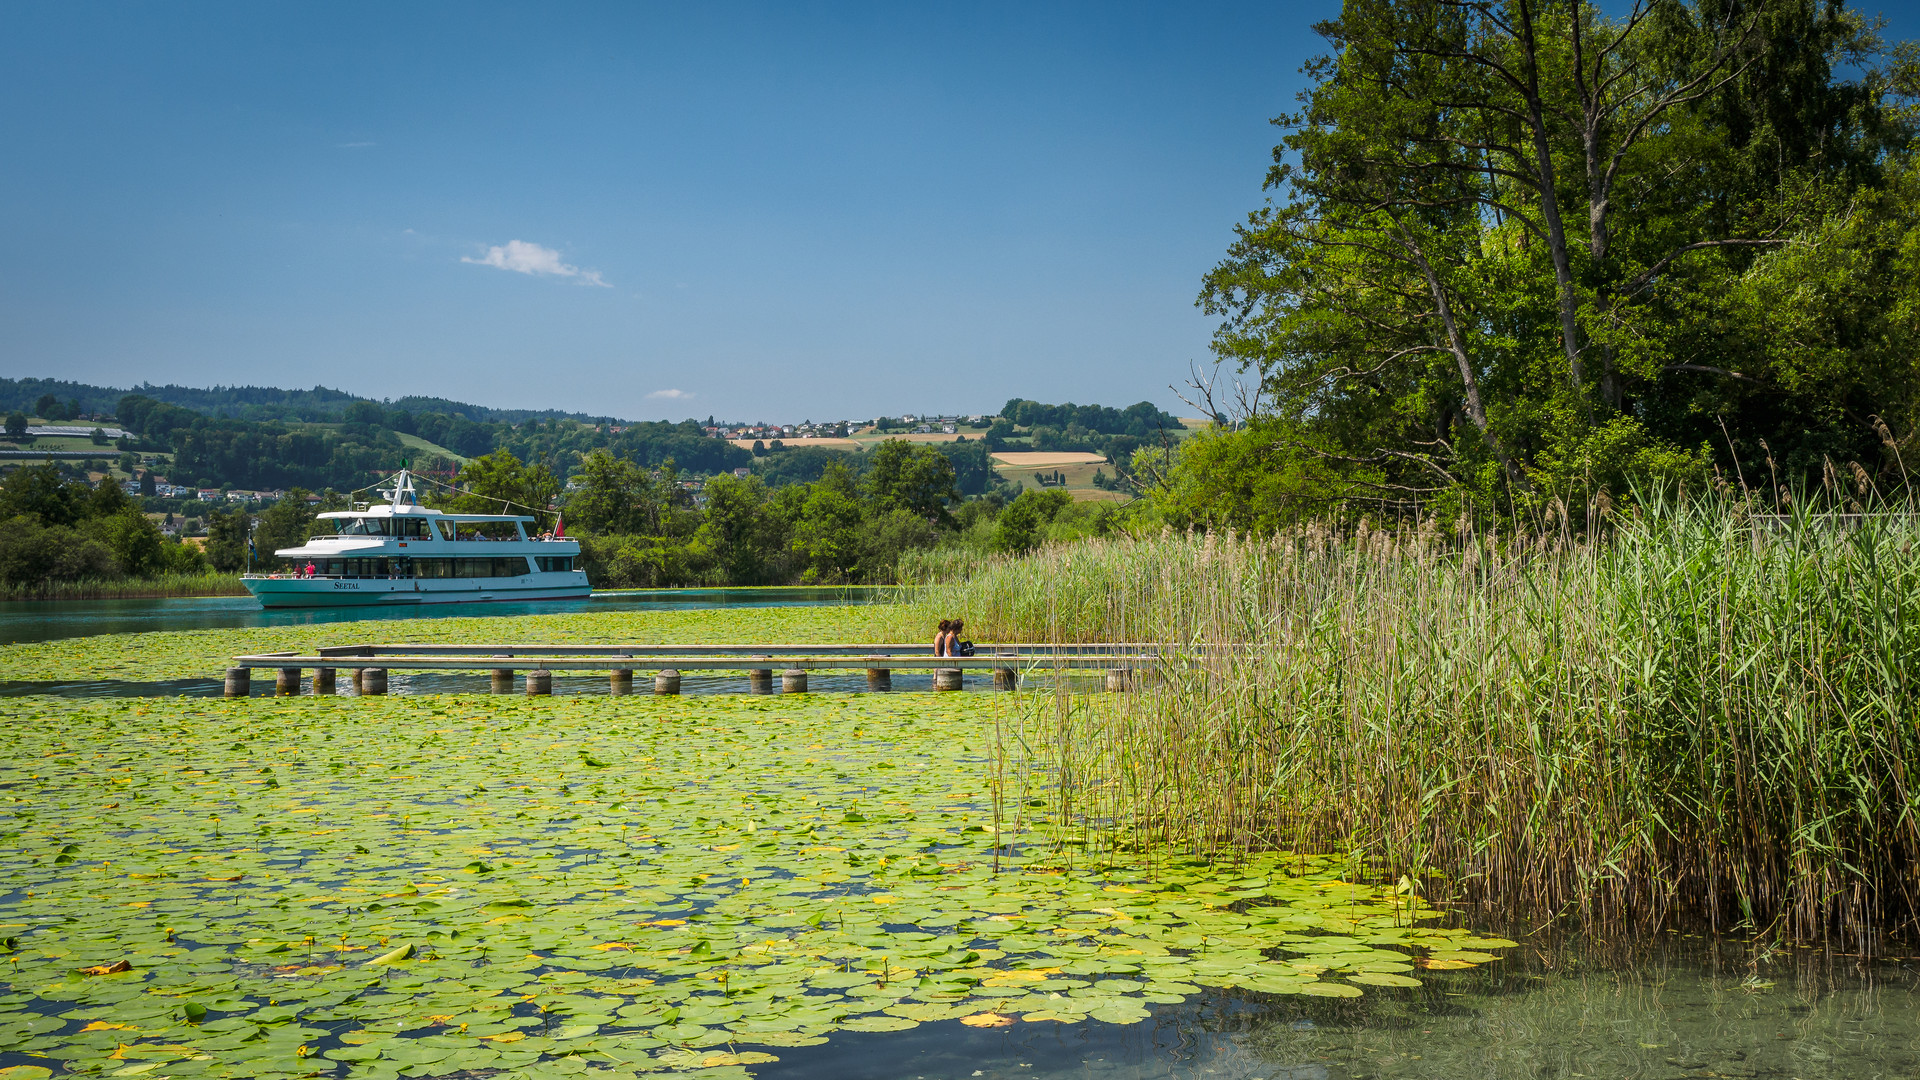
[0,688,1511,1079]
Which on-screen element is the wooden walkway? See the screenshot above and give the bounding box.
[224,643,1164,696]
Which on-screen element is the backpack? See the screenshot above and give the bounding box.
[956,641,976,657]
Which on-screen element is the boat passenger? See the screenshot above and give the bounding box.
[304,561,316,578]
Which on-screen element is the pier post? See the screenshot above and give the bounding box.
[275,667,301,696]
[866,667,892,692]
[350,668,364,693]
[490,669,514,694]
[933,668,963,692]
[748,656,773,694]
[993,666,1018,691]
[654,669,681,695]
[610,669,634,695]
[313,667,336,695]
[525,669,552,696]
[781,669,808,694]
[361,668,388,695]
[223,667,251,697]
[1105,668,1131,692]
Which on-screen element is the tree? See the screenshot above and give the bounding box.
[0,464,87,526]
[204,510,250,573]
[139,471,156,497]
[33,394,58,419]
[253,490,317,562]
[445,450,560,523]
[865,440,960,526]
[695,474,785,584]
[566,450,687,537]
[990,489,1072,554]
[1198,0,1914,512]
[4,413,26,441]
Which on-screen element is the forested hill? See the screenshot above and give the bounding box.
[0,378,622,426]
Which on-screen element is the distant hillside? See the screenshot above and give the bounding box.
[0,377,626,425]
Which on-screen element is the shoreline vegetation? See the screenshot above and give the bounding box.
[0,569,248,601]
[894,500,1920,950]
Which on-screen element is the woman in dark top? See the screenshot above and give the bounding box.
[933,619,952,657]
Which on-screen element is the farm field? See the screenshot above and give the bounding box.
[989,456,1128,502]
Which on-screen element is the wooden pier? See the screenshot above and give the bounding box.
[224,643,1164,696]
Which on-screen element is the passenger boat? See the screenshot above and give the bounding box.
[241,471,591,608]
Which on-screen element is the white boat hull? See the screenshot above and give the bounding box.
[244,572,591,608]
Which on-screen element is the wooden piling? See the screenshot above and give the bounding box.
[361,668,388,695]
[748,657,773,694]
[610,669,634,695]
[781,669,808,694]
[1105,668,1131,692]
[654,669,681,695]
[313,667,336,695]
[933,668,963,691]
[993,666,1018,691]
[866,668,892,691]
[525,669,552,696]
[223,667,250,697]
[275,667,301,696]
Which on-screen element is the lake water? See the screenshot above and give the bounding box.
[10,591,1919,1079]
[752,943,1920,1079]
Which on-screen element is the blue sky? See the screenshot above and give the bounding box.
[2,2,1912,423]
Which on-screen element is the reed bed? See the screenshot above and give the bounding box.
[0,571,249,601]
[891,504,1920,947]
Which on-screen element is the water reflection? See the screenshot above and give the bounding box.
[756,943,1920,1079]
[0,587,890,645]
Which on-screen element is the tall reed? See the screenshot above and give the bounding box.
[895,503,1920,946]
[0,572,250,601]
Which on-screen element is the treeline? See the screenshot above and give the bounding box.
[0,465,212,588]
[985,398,1182,468]
[429,442,1116,588]
[0,378,615,427]
[111,394,751,492]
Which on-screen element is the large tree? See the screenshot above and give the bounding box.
[1197,0,1914,516]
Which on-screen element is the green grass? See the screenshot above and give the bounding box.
[0,693,1508,1077]
[894,503,1920,946]
[392,430,468,465]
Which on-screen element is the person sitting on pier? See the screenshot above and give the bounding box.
[933,619,953,657]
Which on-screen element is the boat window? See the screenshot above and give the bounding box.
[410,557,531,578]
[536,556,574,573]
[393,517,432,538]
[338,518,389,535]
[449,520,520,541]
[434,520,456,540]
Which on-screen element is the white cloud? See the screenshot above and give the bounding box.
[463,240,610,286]
[646,388,693,400]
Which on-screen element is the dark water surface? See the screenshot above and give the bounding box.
[0,587,889,645]
[750,944,1920,1080]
